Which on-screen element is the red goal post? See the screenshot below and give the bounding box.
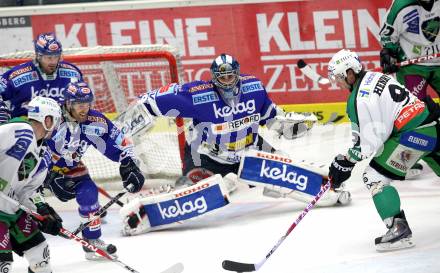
[0,45,186,186]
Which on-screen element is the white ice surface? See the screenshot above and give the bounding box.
[12,124,440,273]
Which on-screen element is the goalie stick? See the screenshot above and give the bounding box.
[222,179,331,272]
[298,51,440,85]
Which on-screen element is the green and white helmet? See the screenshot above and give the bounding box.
[27,96,62,131]
[327,49,362,82]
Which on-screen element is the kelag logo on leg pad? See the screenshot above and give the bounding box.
[259,160,308,191]
[239,151,323,196]
[158,196,208,219]
[144,183,229,227]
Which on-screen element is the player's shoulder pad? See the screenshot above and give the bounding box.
[239,74,265,95]
[59,61,81,72]
[81,110,109,137]
[7,118,33,131]
[358,72,392,98]
[86,109,108,124]
[7,61,34,80]
[58,61,82,79]
[386,0,419,24]
[183,80,214,94]
[2,121,36,160]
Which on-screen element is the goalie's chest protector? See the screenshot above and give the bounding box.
[187,78,268,145]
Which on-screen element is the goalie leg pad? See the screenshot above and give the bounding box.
[120,174,231,235]
[239,150,325,196]
[241,150,351,206]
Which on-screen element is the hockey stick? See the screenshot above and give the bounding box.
[72,185,133,235]
[57,227,140,273]
[298,52,440,85]
[98,186,125,207]
[0,194,141,273]
[222,179,331,272]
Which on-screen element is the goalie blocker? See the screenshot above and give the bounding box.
[239,150,351,206]
[120,174,231,235]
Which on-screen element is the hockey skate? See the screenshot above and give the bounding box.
[83,238,117,260]
[375,210,415,252]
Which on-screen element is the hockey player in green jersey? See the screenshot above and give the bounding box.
[379,0,440,99]
[326,49,440,252]
[0,96,63,272]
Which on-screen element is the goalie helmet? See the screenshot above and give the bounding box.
[28,96,62,131]
[63,81,94,104]
[34,32,62,56]
[210,54,240,99]
[327,49,362,82]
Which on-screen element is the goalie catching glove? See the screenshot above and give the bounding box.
[268,111,318,139]
[120,157,145,193]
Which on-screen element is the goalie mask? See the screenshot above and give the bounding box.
[210,54,240,100]
[34,32,63,75]
[63,81,94,123]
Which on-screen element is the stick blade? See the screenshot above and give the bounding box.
[222,260,256,272]
[297,59,330,85]
[297,59,307,69]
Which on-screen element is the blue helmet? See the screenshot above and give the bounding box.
[34,32,62,56]
[63,81,94,104]
[210,54,240,91]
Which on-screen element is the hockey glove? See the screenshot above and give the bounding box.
[120,158,145,193]
[35,202,63,236]
[43,171,76,202]
[380,48,399,74]
[328,154,356,189]
[0,99,10,124]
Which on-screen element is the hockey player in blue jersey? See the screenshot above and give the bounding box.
[141,53,315,180]
[119,54,351,235]
[43,81,144,260]
[0,32,83,119]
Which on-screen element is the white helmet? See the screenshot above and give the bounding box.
[27,96,62,131]
[328,49,363,82]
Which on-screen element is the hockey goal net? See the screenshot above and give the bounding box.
[0,44,185,189]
